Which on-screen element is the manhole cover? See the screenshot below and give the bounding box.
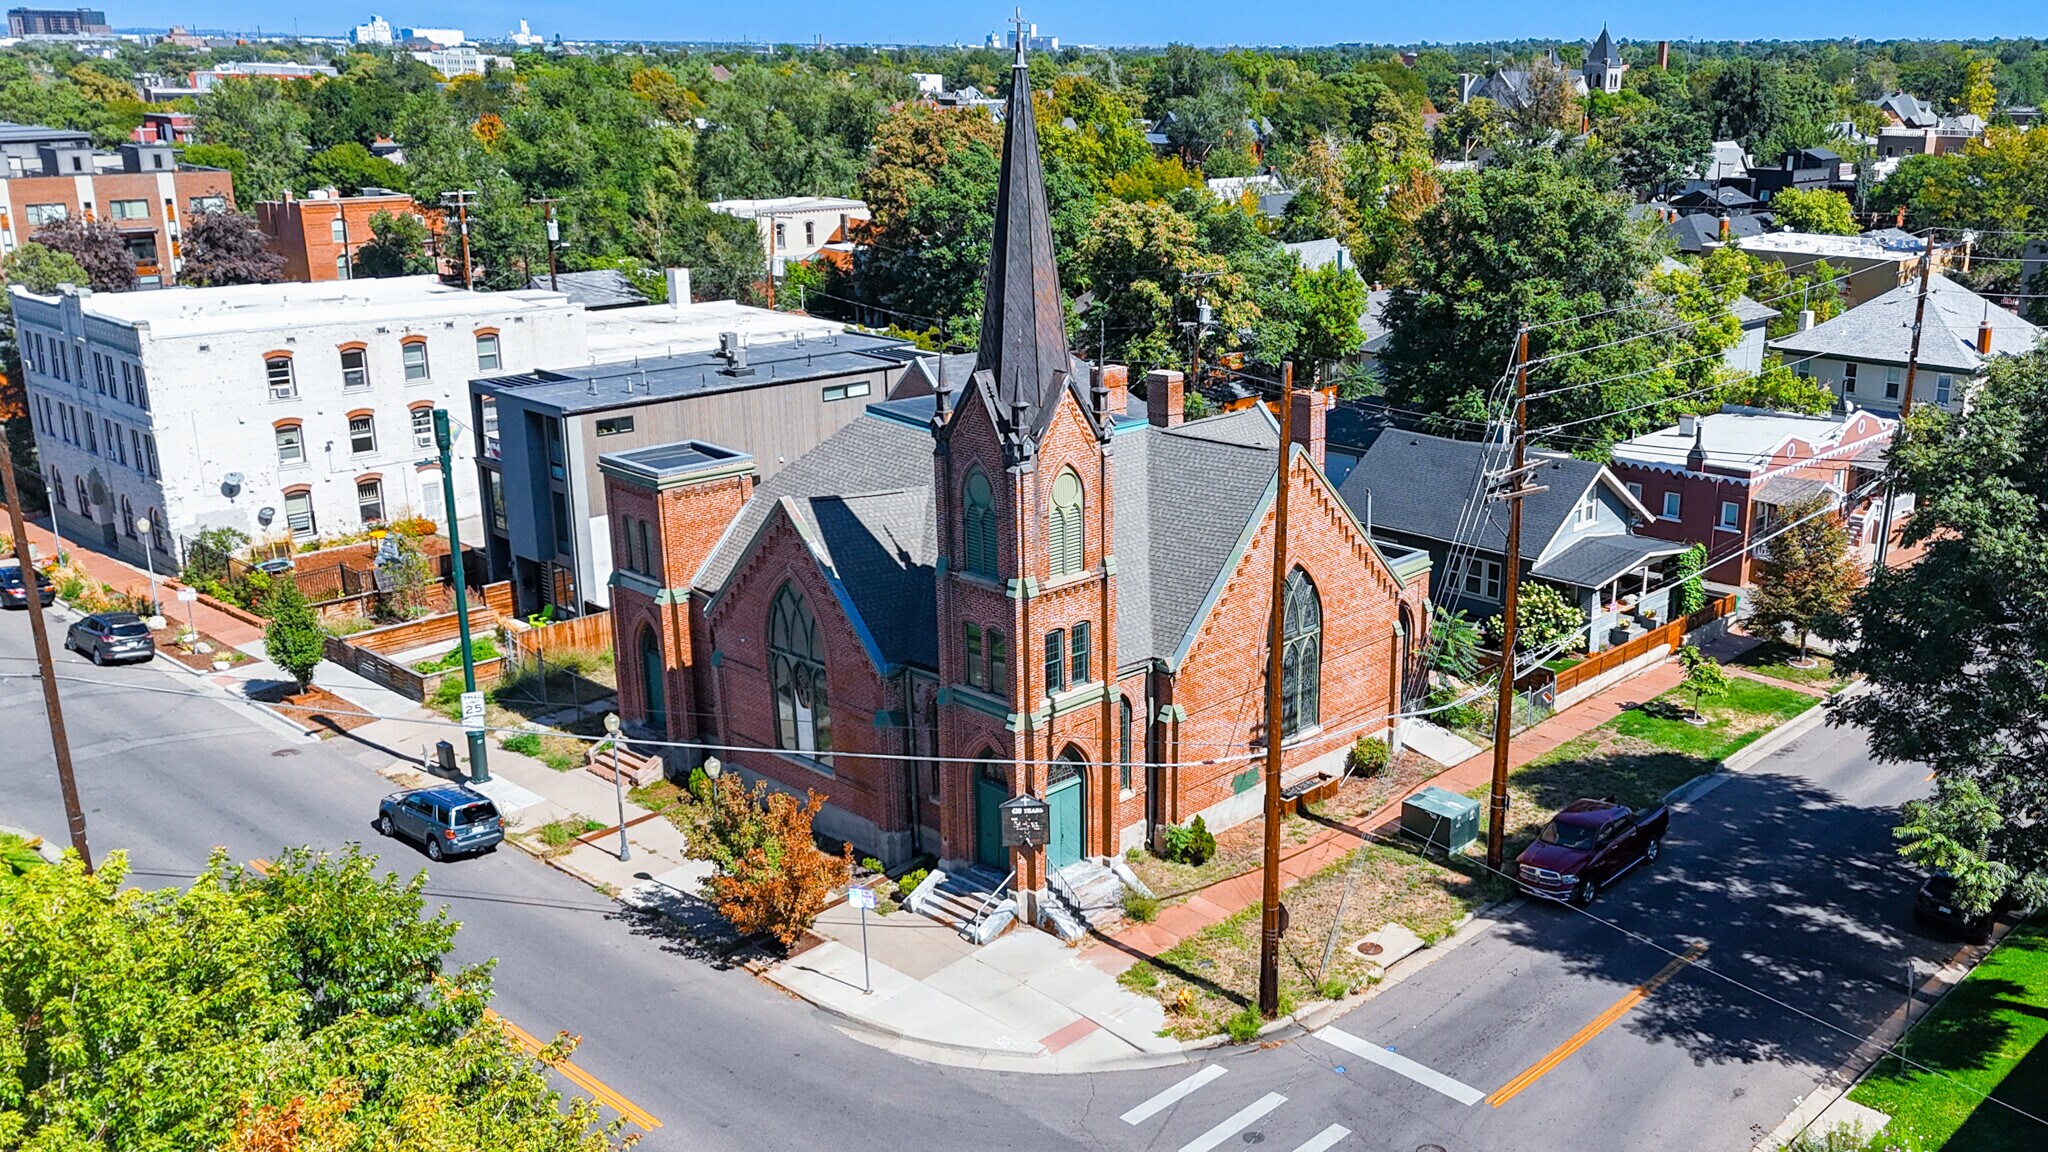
[1418,1146,1448,1152]
[1354,939,1384,957]
[271,748,299,757]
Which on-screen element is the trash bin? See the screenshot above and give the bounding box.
[1400,786,1479,854]
[435,740,458,777]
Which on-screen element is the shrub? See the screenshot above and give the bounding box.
[1318,976,1351,1001]
[685,775,852,948]
[1162,816,1216,866]
[859,856,885,877]
[686,766,712,803]
[895,867,930,900]
[1348,737,1390,777]
[1122,890,1160,922]
[1484,581,1587,654]
[501,732,542,756]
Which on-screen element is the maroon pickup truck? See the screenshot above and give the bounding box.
[1516,798,1669,906]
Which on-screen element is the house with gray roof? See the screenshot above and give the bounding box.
[1331,427,1682,651]
[1768,272,2043,416]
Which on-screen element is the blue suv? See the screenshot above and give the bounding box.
[377,785,503,861]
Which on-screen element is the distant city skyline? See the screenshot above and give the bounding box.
[109,2,2047,47]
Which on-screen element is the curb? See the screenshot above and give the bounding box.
[1723,678,1869,775]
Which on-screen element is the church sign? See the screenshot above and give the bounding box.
[999,794,1050,847]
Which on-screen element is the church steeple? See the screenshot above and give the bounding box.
[972,13,1073,449]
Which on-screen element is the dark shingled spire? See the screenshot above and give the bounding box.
[1588,26,1621,66]
[973,32,1072,444]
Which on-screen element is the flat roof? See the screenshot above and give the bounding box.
[1611,406,1889,474]
[581,299,851,363]
[1721,230,1926,260]
[598,440,756,487]
[480,329,907,416]
[707,196,868,216]
[12,275,574,337]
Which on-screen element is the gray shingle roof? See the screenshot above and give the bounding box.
[1664,211,1768,254]
[1530,534,1685,588]
[526,269,648,309]
[1335,431,1606,561]
[1769,272,2043,373]
[1731,295,1778,326]
[1752,475,1834,509]
[692,402,1290,675]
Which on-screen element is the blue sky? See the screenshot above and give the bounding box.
[130,2,2045,47]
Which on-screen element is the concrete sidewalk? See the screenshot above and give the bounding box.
[16,518,263,647]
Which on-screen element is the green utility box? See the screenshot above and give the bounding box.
[1400,786,1479,854]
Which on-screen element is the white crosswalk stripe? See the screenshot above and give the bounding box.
[1177,1092,1286,1152]
[1286,1124,1351,1152]
[1314,1025,1485,1106]
[1120,1064,1227,1126]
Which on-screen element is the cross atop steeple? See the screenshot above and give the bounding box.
[1010,7,1028,64]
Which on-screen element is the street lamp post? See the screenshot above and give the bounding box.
[605,712,629,862]
[134,516,159,618]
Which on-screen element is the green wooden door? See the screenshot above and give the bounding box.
[1047,772,1083,870]
[974,772,1007,871]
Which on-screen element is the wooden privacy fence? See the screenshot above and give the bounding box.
[504,610,613,668]
[1553,593,1739,698]
[322,606,507,702]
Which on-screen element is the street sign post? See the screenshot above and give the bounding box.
[459,691,485,732]
[176,586,198,643]
[998,794,1049,847]
[847,885,878,993]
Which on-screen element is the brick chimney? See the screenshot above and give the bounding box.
[1290,386,1327,468]
[1657,41,1669,70]
[600,442,757,744]
[1896,205,1907,227]
[1978,318,1994,355]
[1095,363,1129,420]
[1146,369,1184,428]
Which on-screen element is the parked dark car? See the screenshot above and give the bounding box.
[63,612,155,664]
[1516,798,1670,905]
[1913,874,2032,943]
[378,785,503,861]
[0,563,55,608]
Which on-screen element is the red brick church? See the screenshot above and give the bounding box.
[601,47,1431,929]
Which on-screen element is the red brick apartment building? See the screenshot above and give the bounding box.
[256,188,441,282]
[595,54,1432,928]
[0,128,233,288]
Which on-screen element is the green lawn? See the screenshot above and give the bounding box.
[1610,676,1819,760]
[1850,916,2048,1151]
[1734,639,1850,692]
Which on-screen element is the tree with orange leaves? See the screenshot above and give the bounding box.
[685,774,852,949]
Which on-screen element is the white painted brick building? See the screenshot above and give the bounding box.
[13,276,586,566]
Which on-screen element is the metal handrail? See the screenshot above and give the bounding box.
[964,868,1016,930]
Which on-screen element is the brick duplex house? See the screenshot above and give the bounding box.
[1607,405,1895,586]
[598,50,1431,923]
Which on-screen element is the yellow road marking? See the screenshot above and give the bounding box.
[1487,942,1707,1108]
[429,976,660,1131]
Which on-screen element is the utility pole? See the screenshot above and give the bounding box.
[1874,234,1934,570]
[0,439,91,870]
[434,409,489,783]
[531,197,561,293]
[441,189,476,291]
[1485,327,1543,873]
[1258,360,1296,1019]
[763,214,782,310]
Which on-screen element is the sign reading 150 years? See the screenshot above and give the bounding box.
[999,795,1049,847]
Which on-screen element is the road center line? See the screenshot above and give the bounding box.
[487,1009,662,1131]
[1178,1092,1286,1152]
[1121,1064,1227,1125]
[1486,941,1708,1108]
[1314,1026,1485,1106]
[1287,1122,1352,1152]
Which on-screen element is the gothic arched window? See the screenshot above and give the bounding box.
[1281,567,1322,737]
[770,583,830,755]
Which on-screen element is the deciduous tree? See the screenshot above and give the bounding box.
[1749,492,1860,661]
[262,574,324,692]
[685,775,852,949]
[1678,643,1728,720]
[1770,189,1860,236]
[352,209,436,277]
[1829,349,2048,914]
[179,208,286,287]
[30,213,134,292]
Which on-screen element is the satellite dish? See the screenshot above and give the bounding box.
[221,472,244,499]
[87,470,107,507]
[256,506,276,527]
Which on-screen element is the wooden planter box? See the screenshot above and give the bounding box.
[585,743,664,788]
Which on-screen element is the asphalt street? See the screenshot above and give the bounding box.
[0,608,1966,1152]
